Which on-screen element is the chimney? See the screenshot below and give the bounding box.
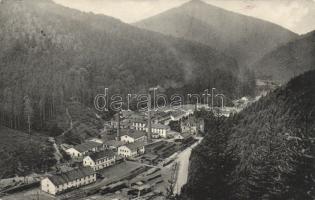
[147,97,152,143]
[116,112,121,141]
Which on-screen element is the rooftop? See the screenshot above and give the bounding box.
[48,167,95,186]
[170,110,187,118]
[73,141,102,153]
[104,140,125,147]
[151,123,170,130]
[121,129,147,139]
[182,116,204,125]
[88,150,116,161]
[124,141,145,151]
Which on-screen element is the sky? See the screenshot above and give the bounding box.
[53,0,315,34]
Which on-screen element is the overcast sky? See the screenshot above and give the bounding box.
[53,0,315,34]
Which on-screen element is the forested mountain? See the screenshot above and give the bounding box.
[181,70,315,200]
[134,0,297,68]
[252,30,315,83]
[0,0,253,133]
[0,126,56,178]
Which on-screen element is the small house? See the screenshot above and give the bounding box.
[83,150,116,171]
[118,142,145,158]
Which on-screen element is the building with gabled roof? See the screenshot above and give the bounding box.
[83,150,116,171]
[132,118,147,131]
[170,110,189,121]
[181,116,205,135]
[118,142,145,158]
[65,141,105,159]
[120,129,147,143]
[41,167,96,195]
[103,140,125,150]
[146,123,170,138]
[152,111,172,125]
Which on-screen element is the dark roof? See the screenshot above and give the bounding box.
[121,129,147,139]
[182,116,204,126]
[171,110,186,118]
[125,142,145,151]
[74,141,102,153]
[132,118,147,124]
[104,140,125,147]
[151,123,170,130]
[152,111,171,119]
[48,167,95,186]
[88,150,115,161]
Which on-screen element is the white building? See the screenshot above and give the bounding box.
[41,167,96,195]
[120,129,147,143]
[132,120,147,131]
[146,123,170,138]
[118,142,145,158]
[83,150,116,171]
[65,141,105,159]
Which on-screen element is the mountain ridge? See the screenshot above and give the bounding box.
[134,0,298,68]
[252,30,315,83]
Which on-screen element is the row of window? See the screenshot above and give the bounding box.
[96,157,115,164]
[55,175,95,190]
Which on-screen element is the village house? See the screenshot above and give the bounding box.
[170,110,189,121]
[41,167,96,195]
[118,142,145,158]
[110,118,131,129]
[152,111,172,125]
[146,123,170,138]
[65,141,105,159]
[132,119,147,131]
[110,111,146,129]
[181,116,205,135]
[103,140,125,151]
[174,132,194,141]
[120,129,147,143]
[83,150,116,171]
[167,130,182,139]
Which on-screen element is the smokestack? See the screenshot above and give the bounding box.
[116,112,121,141]
[147,96,152,143]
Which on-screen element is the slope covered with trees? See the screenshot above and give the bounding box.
[0,126,56,178]
[0,0,254,133]
[252,30,315,83]
[134,0,297,68]
[181,70,315,200]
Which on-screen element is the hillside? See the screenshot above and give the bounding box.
[181,70,315,200]
[0,126,56,178]
[0,0,252,132]
[252,30,315,83]
[134,0,297,68]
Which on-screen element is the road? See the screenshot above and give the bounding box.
[173,138,203,194]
